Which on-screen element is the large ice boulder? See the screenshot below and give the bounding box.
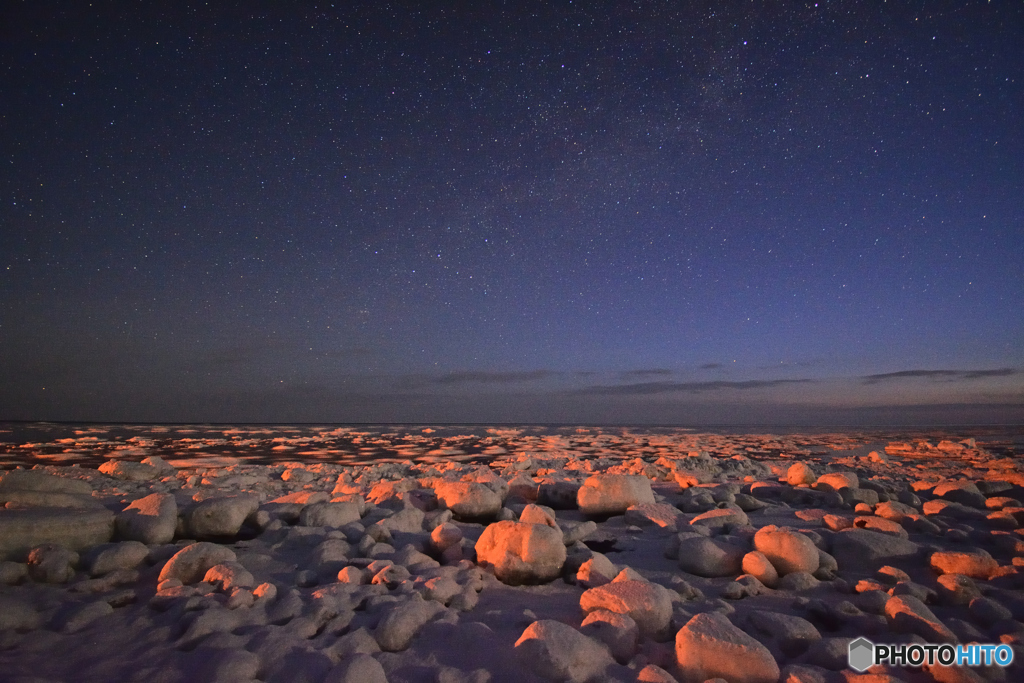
[577,474,655,515]
[475,520,566,585]
[675,612,780,683]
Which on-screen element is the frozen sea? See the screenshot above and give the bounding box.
[2,421,1021,471]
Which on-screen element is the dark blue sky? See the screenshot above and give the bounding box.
[2,1,1022,424]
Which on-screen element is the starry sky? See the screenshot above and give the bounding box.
[2,1,1022,425]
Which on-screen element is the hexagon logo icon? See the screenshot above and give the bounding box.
[848,637,875,672]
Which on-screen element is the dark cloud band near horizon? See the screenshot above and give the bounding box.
[861,368,1018,384]
[619,369,675,378]
[576,378,814,396]
[432,370,557,385]
[577,367,1020,396]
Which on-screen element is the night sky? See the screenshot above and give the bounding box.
[2,1,1022,425]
